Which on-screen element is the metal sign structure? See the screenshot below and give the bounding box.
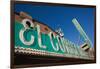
[14,12,94,60]
[72,18,93,49]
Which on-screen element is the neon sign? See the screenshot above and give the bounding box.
[15,17,93,60]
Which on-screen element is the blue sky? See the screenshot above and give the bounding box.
[14,3,95,47]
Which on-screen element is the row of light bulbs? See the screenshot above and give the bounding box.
[15,46,93,60]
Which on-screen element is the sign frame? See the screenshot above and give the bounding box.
[11,1,96,68]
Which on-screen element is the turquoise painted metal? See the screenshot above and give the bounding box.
[15,20,93,60]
